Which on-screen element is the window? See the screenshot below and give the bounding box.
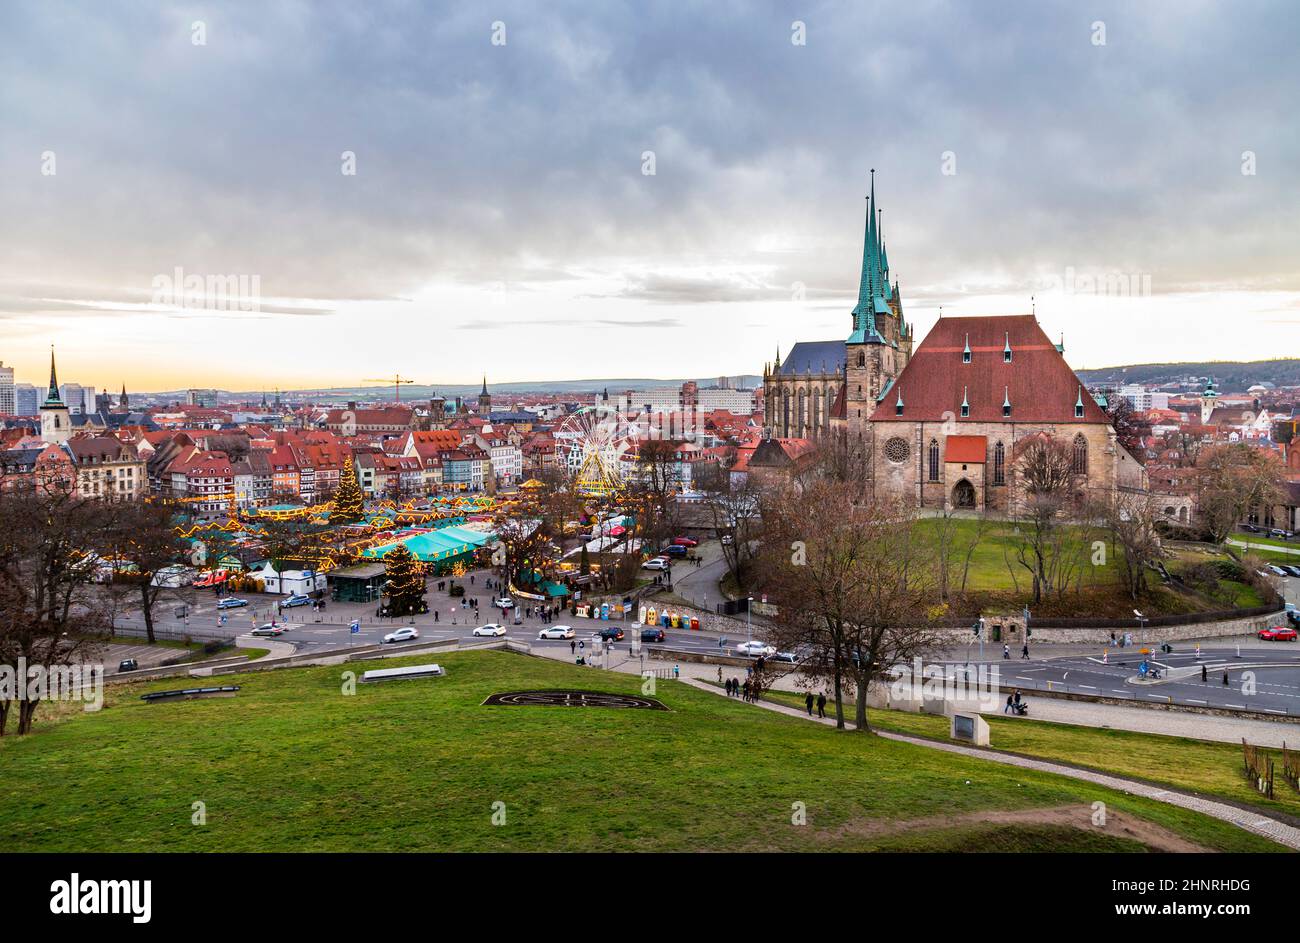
[857,351,865,367]
[1075,402,1084,418]
[1003,402,1011,418]
[993,441,1005,485]
[928,439,939,481]
[960,402,969,418]
[1072,434,1088,475]
[884,437,910,464]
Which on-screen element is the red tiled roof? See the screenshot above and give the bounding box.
[945,434,987,464]
[872,315,1108,425]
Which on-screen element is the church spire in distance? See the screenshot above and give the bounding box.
[43,346,64,406]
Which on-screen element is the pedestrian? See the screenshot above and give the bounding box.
[1002,644,1010,659]
[570,640,576,655]
[717,666,723,683]
[673,664,680,679]
[742,679,751,701]
[1223,671,1229,686]
[1021,643,1030,660]
[726,677,734,696]
[1013,689,1022,707]
[816,692,826,718]
[1201,664,1207,682]
[470,574,475,585]
[434,610,439,623]
[1005,694,1014,714]
[1110,631,1116,645]
[804,692,814,715]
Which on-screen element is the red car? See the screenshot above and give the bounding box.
[1258,626,1298,641]
[672,536,698,547]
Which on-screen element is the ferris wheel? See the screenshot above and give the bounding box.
[555,404,632,495]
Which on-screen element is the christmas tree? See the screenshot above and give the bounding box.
[333,456,365,524]
[382,544,426,616]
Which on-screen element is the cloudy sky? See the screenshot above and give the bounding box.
[1,0,1296,393]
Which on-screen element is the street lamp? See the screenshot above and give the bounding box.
[746,596,754,643]
[1133,609,1147,648]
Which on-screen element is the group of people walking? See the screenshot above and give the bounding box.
[724,676,763,702]
[803,691,828,718]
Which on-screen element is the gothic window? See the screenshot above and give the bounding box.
[884,437,910,464]
[1072,434,1088,475]
[796,390,806,436]
[858,351,865,367]
[993,441,1005,485]
[927,439,939,481]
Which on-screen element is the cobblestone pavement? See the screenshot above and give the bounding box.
[679,676,1300,851]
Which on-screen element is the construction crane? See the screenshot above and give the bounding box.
[364,374,418,403]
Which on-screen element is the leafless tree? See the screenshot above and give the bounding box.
[759,481,941,731]
[1008,436,1083,604]
[0,479,113,735]
[1193,444,1286,542]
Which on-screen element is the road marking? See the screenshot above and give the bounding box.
[1078,684,1097,690]
[1186,699,1207,705]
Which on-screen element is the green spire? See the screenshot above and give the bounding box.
[43,346,64,407]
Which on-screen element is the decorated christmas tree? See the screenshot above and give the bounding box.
[382,544,426,616]
[332,456,365,524]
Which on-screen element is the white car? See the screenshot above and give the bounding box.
[736,640,776,657]
[494,597,515,609]
[473,623,507,637]
[641,558,670,571]
[538,625,575,640]
[383,627,420,644]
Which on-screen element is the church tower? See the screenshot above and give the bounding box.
[1200,378,1218,425]
[40,348,71,445]
[843,171,912,439]
[478,376,492,413]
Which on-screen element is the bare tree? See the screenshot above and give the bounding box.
[1193,444,1286,542]
[1096,490,1164,600]
[1008,436,1082,605]
[0,479,113,735]
[759,481,941,731]
[104,499,187,644]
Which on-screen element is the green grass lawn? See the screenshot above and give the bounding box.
[758,687,1300,821]
[0,651,1285,852]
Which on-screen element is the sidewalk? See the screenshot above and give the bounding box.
[679,676,1300,851]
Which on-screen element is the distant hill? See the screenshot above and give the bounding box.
[1076,359,1300,392]
[149,376,764,402]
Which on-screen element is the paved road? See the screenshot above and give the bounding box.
[940,644,1300,716]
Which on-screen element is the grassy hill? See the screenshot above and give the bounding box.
[0,651,1282,852]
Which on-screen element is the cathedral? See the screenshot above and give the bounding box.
[763,179,1145,511]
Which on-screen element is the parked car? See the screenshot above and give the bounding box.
[538,625,575,640]
[383,627,420,644]
[216,597,248,610]
[641,557,670,571]
[664,544,688,556]
[1258,625,1298,642]
[1281,565,1300,578]
[720,534,733,545]
[494,597,515,609]
[771,651,801,664]
[117,658,139,672]
[1289,610,1300,628]
[251,624,284,637]
[672,536,698,547]
[1268,565,1290,577]
[1241,523,1261,533]
[641,628,665,643]
[1268,528,1294,540]
[736,640,777,657]
[473,623,507,637]
[598,626,625,641]
[282,594,312,608]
